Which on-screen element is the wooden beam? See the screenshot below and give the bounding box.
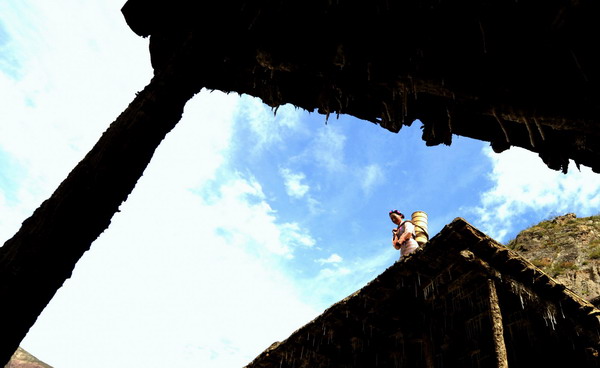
[0,51,200,365]
[487,279,508,368]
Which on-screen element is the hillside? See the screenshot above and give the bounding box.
[507,213,600,304]
[4,348,52,368]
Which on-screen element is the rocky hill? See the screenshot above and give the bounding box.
[507,213,600,304]
[4,348,52,368]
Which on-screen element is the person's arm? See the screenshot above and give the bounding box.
[392,228,401,249]
[398,222,413,243]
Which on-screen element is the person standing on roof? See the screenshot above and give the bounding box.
[389,210,419,260]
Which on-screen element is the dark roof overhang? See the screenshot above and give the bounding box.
[122,0,600,173]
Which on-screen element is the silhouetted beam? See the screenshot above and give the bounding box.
[487,279,508,368]
[0,51,200,365]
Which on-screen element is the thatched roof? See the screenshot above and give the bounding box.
[122,0,600,173]
[244,218,600,367]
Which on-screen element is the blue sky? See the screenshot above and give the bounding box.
[1,1,599,367]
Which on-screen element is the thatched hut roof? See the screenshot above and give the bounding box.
[244,218,600,367]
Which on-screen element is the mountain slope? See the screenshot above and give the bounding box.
[4,348,53,368]
[507,213,600,303]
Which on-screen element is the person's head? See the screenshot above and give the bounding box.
[389,209,404,225]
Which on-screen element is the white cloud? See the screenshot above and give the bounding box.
[0,0,151,225]
[318,267,352,278]
[469,147,600,241]
[0,190,33,244]
[25,181,320,367]
[310,126,346,172]
[280,222,316,248]
[280,167,310,198]
[196,174,318,259]
[20,93,321,367]
[359,164,384,195]
[236,96,303,152]
[205,176,292,257]
[316,253,343,265]
[275,104,302,130]
[278,167,323,214]
[300,246,397,308]
[306,196,323,215]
